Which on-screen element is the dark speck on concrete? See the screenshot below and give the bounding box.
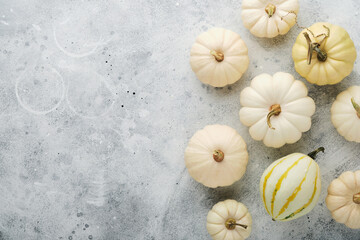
[85,224,89,228]
[76,212,83,217]
[88,235,93,239]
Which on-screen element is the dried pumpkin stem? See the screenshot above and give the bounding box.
[307,147,325,160]
[210,50,224,62]
[225,218,248,230]
[267,104,281,130]
[265,3,276,17]
[213,150,224,162]
[351,98,360,118]
[303,32,327,64]
[354,193,360,204]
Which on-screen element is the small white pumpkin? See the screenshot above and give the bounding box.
[239,72,315,148]
[331,86,360,142]
[190,28,249,87]
[241,0,299,38]
[326,170,360,229]
[207,199,252,240]
[184,125,248,188]
[260,148,323,221]
[292,22,357,85]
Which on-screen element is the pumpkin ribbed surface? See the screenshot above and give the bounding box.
[260,153,321,221]
[207,200,252,240]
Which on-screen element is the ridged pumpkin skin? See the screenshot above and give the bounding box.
[207,200,252,240]
[242,0,299,38]
[239,72,315,148]
[331,86,360,142]
[292,22,356,85]
[260,153,321,221]
[326,170,360,229]
[185,125,248,188]
[190,28,249,87]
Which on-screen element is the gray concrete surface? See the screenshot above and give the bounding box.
[0,0,359,239]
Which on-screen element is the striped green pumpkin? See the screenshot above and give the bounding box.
[260,152,321,221]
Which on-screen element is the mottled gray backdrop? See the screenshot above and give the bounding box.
[0,0,359,239]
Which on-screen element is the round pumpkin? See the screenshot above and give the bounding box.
[331,86,360,143]
[190,28,249,87]
[242,0,299,38]
[260,148,323,221]
[184,125,248,188]
[207,199,252,240]
[292,22,356,85]
[326,170,360,229]
[239,72,316,148]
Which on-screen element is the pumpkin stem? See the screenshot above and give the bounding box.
[267,104,281,130]
[213,150,224,162]
[303,25,330,65]
[210,50,224,62]
[307,147,325,160]
[354,193,360,204]
[351,98,360,118]
[265,3,276,17]
[225,218,248,230]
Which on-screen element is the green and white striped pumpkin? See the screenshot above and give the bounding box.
[260,150,322,221]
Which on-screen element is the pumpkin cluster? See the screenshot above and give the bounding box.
[185,0,360,239]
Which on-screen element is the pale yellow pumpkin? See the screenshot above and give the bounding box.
[326,170,360,229]
[207,199,252,240]
[184,125,248,188]
[190,28,249,87]
[292,22,356,85]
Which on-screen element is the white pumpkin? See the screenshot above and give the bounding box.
[260,148,323,221]
[241,0,299,38]
[184,125,248,188]
[331,86,360,142]
[190,28,249,87]
[239,72,315,148]
[207,199,252,240]
[326,170,360,229]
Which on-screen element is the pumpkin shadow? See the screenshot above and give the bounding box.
[248,25,300,50]
[205,70,253,98]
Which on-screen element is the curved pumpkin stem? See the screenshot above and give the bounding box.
[351,98,360,118]
[225,218,248,230]
[267,104,281,130]
[308,147,325,160]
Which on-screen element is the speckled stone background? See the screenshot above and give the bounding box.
[0,0,360,239]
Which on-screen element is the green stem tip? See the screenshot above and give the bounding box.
[308,147,325,160]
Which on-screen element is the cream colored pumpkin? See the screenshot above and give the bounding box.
[207,199,252,240]
[326,170,360,229]
[260,149,323,221]
[331,86,360,143]
[239,72,315,148]
[184,125,248,188]
[241,0,299,38]
[292,22,356,85]
[190,28,249,87]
